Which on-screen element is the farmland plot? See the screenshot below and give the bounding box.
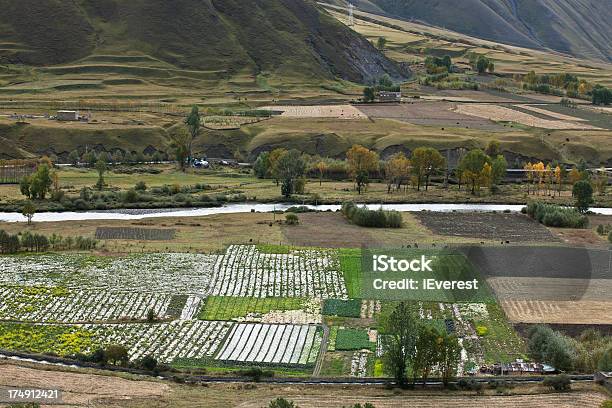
[455,104,601,130]
[260,105,366,119]
[215,323,321,366]
[208,245,347,299]
[95,227,176,240]
[0,286,173,323]
[0,253,216,294]
[83,320,233,363]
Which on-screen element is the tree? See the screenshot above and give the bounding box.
[381,302,418,386]
[592,86,612,106]
[491,155,507,187]
[185,105,201,162]
[68,150,80,165]
[254,152,271,179]
[139,355,158,372]
[22,201,36,225]
[485,140,501,157]
[347,145,379,194]
[458,149,490,194]
[385,152,410,193]
[268,148,288,185]
[273,150,306,198]
[376,37,387,50]
[411,147,444,191]
[315,161,328,186]
[363,87,375,103]
[105,345,129,366]
[82,151,96,167]
[20,176,31,198]
[27,164,53,200]
[438,333,461,386]
[95,158,107,190]
[413,325,441,386]
[573,180,593,213]
[476,55,491,74]
[169,127,191,171]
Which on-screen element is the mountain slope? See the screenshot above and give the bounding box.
[0,0,408,84]
[338,0,612,62]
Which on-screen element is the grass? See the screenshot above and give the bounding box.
[334,328,374,351]
[339,248,362,299]
[198,296,306,321]
[322,299,362,318]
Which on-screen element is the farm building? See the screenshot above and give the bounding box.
[56,110,79,121]
[378,91,401,103]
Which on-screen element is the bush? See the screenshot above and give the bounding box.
[342,202,402,228]
[476,326,488,336]
[285,213,299,225]
[135,181,147,191]
[543,374,571,391]
[525,202,588,228]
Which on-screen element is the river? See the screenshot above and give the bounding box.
[1,203,611,223]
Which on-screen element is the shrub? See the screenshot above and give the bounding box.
[122,189,139,203]
[285,213,299,225]
[525,202,588,228]
[476,326,488,336]
[543,374,571,391]
[268,398,298,408]
[342,202,402,228]
[135,181,147,191]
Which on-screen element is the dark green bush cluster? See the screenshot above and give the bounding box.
[342,202,402,228]
[322,299,362,318]
[525,202,588,228]
[0,230,96,254]
[543,374,571,391]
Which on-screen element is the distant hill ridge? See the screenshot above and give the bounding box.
[334,0,612,62]
[0,0,408,84]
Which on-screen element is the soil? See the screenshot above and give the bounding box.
[0,361,169,407]
[501,300,612,324]
[551,228,608,247]
[281,212,382,248]
[414,212,556,242]
[356,101,506,130]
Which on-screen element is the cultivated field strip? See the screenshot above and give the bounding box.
[0,287,172,323]
[216,323,320,365]
[208,246,347,299]
[260,105,367,119]
[501,299,612,324]
[0,253,217,294]
[83,320,233,363]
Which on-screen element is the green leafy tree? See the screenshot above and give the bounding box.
[68,150,80,165]
[95,158,107,190]
[170,127,191,171]
[22,201,36,225]
[491,155,508,186]
[27,164,53,200]
[438,333,461,385]
[458,149,491,194]
[572,180,593,213]
[376,37,387,50]
[105,344,129,366]
[413,325,441,386]
[363,87,375,103]
[185,105,201,162]
[254,151,271,179]
[381,302,418,386]
[273,150,306,198]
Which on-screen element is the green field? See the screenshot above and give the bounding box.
[198,296,307,321]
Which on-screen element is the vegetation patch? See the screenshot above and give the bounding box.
[95,227,176,241]
[339,248,362,299]
[199,297,306,321]
[322,299,362,318]
[525,202,588,228]
[341,202,402,228]
[335,328,374,351]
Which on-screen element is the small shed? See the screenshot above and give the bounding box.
[57,110,79,121]
[378,91,401,103]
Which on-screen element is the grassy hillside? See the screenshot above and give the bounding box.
[0,0,407,84]
[334,0,612,62]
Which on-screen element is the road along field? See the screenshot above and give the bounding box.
[260,105,367,119]
[454,103,602,130]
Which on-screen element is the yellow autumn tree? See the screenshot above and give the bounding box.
[346,145,379,194]
[385,152,411,193]
[524,162,533,195]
